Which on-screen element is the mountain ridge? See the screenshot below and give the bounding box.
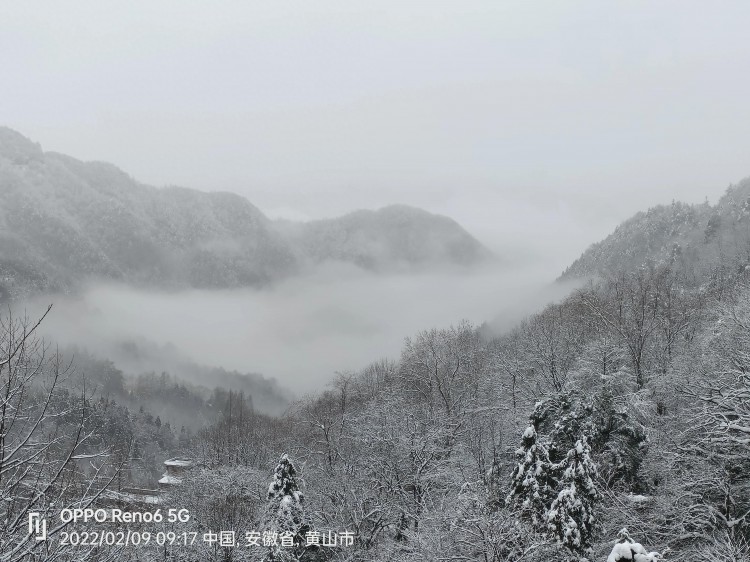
[0,127,491,300]
[560,178,750,283]
[276,203,494,271]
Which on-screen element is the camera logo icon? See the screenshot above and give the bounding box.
[28,512,47,541]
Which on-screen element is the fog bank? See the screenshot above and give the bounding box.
[28,262,577,394]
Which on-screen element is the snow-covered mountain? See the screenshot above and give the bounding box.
[276,204,493,271]
[0,128,491,300]
[561,179,750,282]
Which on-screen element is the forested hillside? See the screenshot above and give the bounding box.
[562,179,750,283]
[0,127,490,301]
[164,185,750,561]
[0,127,295,298]
[225,259,749,561]
[4,182,750,561]
[277,205,492,271]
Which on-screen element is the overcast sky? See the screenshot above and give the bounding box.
[2,1,749,269]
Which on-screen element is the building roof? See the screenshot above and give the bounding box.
[163,457,194,468]
[103,490,161,505]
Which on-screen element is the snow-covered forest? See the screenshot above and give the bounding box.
[3,3,750,559]
[3,182,750,561]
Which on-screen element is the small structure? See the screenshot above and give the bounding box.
[103,487,161,505]
[158,457,194,488]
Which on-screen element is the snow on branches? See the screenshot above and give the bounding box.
[506,425,556,531]
[607,528,666,562]
[265,454,307,537]
[547,438,600,558]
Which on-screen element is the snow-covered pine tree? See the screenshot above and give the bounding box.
[263,454,309,562]
[506,425,556,531]
[534,390,648,490]
[547,438,600,560]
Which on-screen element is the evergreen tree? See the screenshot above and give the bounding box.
[263,454,309,562]
[506,425,556,531]
[547,438,600,560]
[533,390,647,489]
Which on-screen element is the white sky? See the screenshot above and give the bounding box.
[2,1,750,270]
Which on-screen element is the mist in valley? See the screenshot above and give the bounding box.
[5,3,750,558]
[24,259,579,397]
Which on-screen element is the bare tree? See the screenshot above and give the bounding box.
[579,270,665,389]
[0,306,117,562]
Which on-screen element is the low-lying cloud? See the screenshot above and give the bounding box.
[25,261,577,395]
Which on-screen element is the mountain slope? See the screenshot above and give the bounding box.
[277,204,493,271]
[0,128,298,299]
[560,178,750,282]
[0,128,492,300]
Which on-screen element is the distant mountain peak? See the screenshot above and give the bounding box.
[279,203,492,271]
[0,126,44,164]
[0,128,492,300]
